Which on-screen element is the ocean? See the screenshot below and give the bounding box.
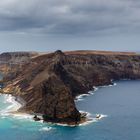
[0,78,140,140]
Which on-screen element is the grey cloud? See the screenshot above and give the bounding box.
[0,0,140,35]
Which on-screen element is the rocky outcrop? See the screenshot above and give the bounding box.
[1,50,140,124]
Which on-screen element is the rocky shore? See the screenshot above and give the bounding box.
[0,50,140,124]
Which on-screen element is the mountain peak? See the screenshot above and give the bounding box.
[54,50,64,55]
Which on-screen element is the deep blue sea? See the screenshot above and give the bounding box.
[0,77,140,140]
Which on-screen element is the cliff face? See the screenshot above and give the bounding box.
[0,52,38,80]
[1,50,140,123]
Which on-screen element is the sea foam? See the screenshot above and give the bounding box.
[0,94,22,116]
[75,86,99,102]
[78,111,108,126]
[39,127,53,131]
[0,94,34,122]
[76,82,117,102]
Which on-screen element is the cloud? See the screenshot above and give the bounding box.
[0,0,140,35]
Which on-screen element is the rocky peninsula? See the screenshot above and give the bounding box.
[0,50,140,124]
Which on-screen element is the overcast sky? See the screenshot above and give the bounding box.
[0,0,140,52]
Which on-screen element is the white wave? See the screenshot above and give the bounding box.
[79,110,97,126]
[11,113,34,121]
[75,87,98,102]
[0,94,34,122]
[78,118,97,126]
[75,94,90,102]
[99,82,117,88]
[0,94,22,116]
[75,83,117,102]
[53,123,76,127]
[78,111,107,126]
[79,111,108,126]
[113,83,117,86]
[39,127,52,131]
[75,94,91,102]
[79,110,91,116]
[95,114,108,120]
[93,86,99,92]
[109,83,117,87]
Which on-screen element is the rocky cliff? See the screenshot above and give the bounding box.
[1,50,140,124]
[0,52,39,81]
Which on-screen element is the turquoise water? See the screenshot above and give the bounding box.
[0,80,140,140]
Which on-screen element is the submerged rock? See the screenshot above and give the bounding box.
[33,115,41,121]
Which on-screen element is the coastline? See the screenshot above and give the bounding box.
[75,82,117,102]
[1,50,140,126]
[0,73,120,126]
[4,79,140,127]
[0,93,90,126]
[0,81,115,126]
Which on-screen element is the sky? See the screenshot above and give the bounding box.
[0,0,140,52]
